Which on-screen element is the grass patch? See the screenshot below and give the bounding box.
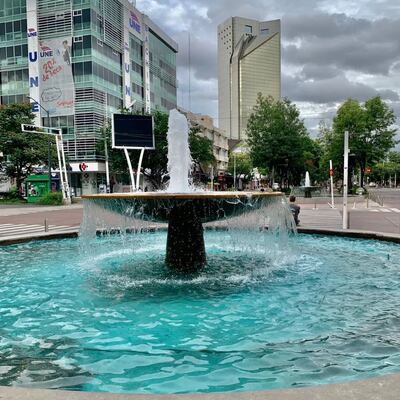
[0,198,26,204]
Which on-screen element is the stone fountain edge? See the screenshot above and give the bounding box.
[0,373,399,400]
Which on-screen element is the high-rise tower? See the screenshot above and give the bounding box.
[218,17,281,141]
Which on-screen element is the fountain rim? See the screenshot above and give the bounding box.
[81,191,283,201]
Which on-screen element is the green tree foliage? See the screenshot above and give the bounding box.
[189,126,215,174]
[0,103,56,194]
[227,151,253,184]
[99,111,215,189]
[369,151,400,186]
[246,95,315,186]
[388,151,400,164]
[320,97,397,187]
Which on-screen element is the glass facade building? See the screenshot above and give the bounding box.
[0,0,178,194]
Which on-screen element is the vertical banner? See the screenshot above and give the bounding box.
[27,0,40,125]
[144,24,151,113]
[123,4,143,109]
[38,37,75,116]
[123,8,132,108]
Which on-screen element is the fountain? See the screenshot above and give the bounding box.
[304,171,312,198]
[1,109,400,396]
[291,171,325,198]
[82,109,285,272]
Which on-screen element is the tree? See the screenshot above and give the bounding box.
[0,103,56,194]
[99,111,216,189]
[322,97,397,187]
[227,151,253,186]
[189,126,215,175]
[246,94,311,186]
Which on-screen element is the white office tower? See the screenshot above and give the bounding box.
[218,17,281,141]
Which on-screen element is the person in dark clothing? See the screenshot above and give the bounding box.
[289,195,300,226]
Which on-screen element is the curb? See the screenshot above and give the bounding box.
[0,373,399,400]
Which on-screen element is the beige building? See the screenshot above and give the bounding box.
[218,17,281,141]
[179,109,229,173]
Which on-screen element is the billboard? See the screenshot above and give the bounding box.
[112,114,155,149]
[38,37,75,116]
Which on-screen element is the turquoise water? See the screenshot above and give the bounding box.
[1,232,400,394]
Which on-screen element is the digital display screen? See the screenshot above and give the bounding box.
[112,114,154,149]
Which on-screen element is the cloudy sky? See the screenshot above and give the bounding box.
[137,0,400,140]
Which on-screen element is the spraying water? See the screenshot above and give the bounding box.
[167,109,192,192]
[305,171,311,187]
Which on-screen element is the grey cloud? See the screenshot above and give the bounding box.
[283,74,388,103]
[175,32,217,80]
[379,89,399,101]
[284,13,371,39]
[282,14,400,77]
[300,65,342,80]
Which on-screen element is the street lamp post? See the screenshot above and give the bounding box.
[27,96,52,192]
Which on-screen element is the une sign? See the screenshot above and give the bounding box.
[27,28,37,37]
[129,11,141,34]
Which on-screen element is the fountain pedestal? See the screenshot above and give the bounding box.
[82,192,283,273]
[166,202,206,271]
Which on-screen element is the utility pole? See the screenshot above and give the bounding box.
[233,152,236,190]
[342,131,349,229]
[329,160,335,208]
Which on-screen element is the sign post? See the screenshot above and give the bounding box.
[342,131,349,229]
[21,124,71,204]
[329,160,335,208]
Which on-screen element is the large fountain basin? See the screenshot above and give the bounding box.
[1,233,399,394]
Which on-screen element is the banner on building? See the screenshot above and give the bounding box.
[125,5,143,40]
[39,37,74,116]
[27,0,40,125]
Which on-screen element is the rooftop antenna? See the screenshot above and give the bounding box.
[188,31,191,111]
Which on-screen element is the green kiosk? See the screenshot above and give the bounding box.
[26,175,50,204]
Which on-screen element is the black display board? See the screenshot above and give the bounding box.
[112,114,155,149]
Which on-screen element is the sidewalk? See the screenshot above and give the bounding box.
[0,204,82,217]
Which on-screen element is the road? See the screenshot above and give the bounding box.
[349,189,400,234]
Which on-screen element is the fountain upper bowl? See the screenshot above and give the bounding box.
[81,191,283,223]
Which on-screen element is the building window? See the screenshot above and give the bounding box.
[261,28,269,35]
[244,25,252,34]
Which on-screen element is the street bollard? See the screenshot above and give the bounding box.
[44,218,49,232]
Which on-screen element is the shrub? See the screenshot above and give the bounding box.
[7,187,20,199]
[38,191,63,205]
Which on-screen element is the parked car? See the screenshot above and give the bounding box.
[368,182,377,187]
[272,182,280,191]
